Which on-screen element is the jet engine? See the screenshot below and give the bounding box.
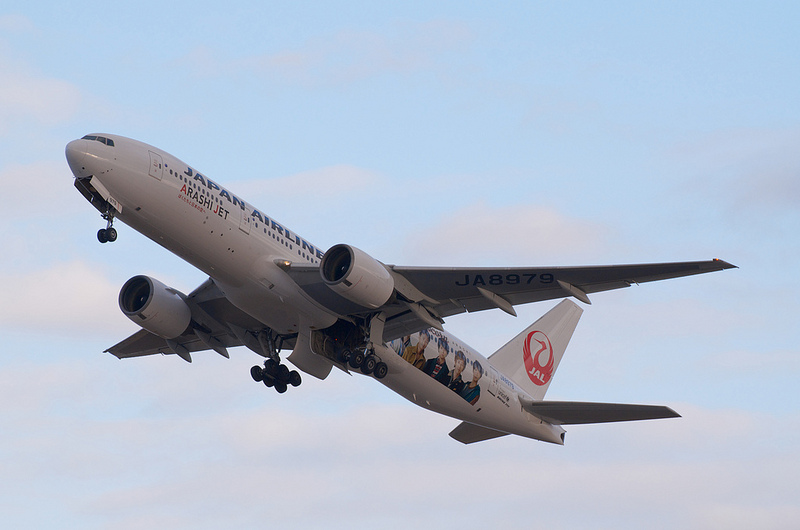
[320,244,394,309]
[118,275,192,339]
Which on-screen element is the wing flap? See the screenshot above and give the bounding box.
[105,328,171,358]
[519,398,680,425]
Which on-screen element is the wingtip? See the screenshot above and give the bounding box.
[104,348,123,360]
[713,258,738,270]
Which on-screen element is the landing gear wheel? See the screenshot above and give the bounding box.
[276,364,290,382]
[262,377,274,388]
[250,365,264,382]
[289,370,302,387]
[340,349,351,364]
[274,381,288,394]
[374,362,388,379]
[361,354,377,375]
[98,208,117,243]
[264,359,278,378]
[349,350,365,370]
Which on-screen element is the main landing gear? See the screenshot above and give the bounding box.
[340,346,388,379]
[97,209,117,243]
[249,330,301,394]
[250,359,302,394]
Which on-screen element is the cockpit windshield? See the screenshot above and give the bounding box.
[81,135,115,147]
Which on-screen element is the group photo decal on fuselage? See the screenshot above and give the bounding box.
[389,330,483,406]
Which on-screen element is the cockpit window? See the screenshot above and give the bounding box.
[81,135,115,147]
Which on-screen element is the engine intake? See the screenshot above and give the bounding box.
[119,275,192,339]
[320,244,394,309]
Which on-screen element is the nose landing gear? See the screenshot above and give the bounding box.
[97,209,117,243]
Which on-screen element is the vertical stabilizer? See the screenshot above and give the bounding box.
[488,300,583,400]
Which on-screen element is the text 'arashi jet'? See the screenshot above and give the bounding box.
[66,134,735,444]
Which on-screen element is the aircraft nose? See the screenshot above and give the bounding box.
[65,139,89,177]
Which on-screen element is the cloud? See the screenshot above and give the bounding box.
[2,352,798,530]
[667,127,800,215]
[0,14,35,34]
[0,56,82,135]
[178,20,474,87]
[737,161,800,211]
[0,160,78,219]
[0,14,35,33]
[0,260,132,336]
[399,200,610,265]
[257,20,473,86]
[0,17,124,140]
[700,348,800,374]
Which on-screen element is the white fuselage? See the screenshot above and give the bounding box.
[66,134,564,444]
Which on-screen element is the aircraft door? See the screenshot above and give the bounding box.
[239,207,252,234]
[148,151,163,180]
[487,367,500,399]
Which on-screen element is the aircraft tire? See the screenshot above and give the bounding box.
[264,359,278,377]
[289,370,302,387]
[262,376,274,388]
[106,227,117,242]
[277,364,290,382]
[340,349,351,364]
[275,381,288,393]
[250,365,263,382]
[97,229,108,243]
[361,355,377,375]
[374,362,388,379]
[349,350,365,370]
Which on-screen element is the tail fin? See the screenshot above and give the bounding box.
[488,299,583,401]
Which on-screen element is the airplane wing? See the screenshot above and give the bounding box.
[392,259,736,312]
[288,258,736,342]
[109,259,734,360]
[105,278,284,362]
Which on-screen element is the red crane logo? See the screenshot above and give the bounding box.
[523,331,554,386]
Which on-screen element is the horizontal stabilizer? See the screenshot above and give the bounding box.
[449,422,509,444]
[519,397,680,424]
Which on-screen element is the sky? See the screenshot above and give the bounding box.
[1,1,799,528]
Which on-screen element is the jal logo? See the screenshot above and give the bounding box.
[523,331,554,386]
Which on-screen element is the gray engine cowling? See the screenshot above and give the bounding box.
[320,244,394,309]
[118,275,192,339]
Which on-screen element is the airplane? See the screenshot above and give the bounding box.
[65,133,735,444]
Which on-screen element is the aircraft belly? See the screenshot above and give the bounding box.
[211,254,337,334]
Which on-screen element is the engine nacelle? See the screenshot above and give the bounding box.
[118,275,192,339]
[320,244,394,309]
